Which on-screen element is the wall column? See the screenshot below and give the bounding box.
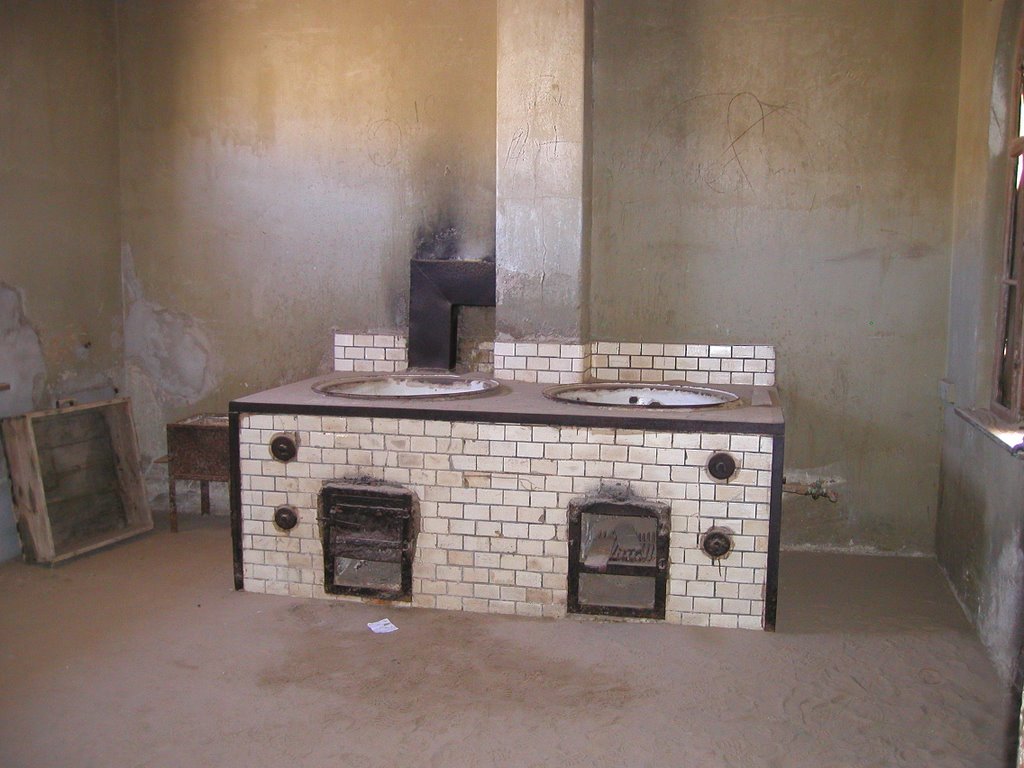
[495,0,591,343]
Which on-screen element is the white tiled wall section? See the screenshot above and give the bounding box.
[589,342,775,386]
[491,340,774,386]
[334,334,408,373]
[333,333,494,374]
[239,413,774,629]
[492,341,589,384]
[334,333,775,387]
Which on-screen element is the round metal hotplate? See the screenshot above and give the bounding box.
[543,382,739,409]
[312,373,501,400]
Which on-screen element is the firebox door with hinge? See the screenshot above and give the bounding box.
[318,482,418,601]
[567,496,671,619]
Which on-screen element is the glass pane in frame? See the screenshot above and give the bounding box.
[577,573,656,611]
[333,557,403,591]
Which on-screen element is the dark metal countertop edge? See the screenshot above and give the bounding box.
[228,399,785,436]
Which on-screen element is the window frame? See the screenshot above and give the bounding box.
[992,34,1024,424]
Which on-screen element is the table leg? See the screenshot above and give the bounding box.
[169,476,178,533]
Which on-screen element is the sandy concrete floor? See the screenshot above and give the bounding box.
[0,516,1013,768]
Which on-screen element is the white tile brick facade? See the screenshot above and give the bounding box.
[493,341,590,384]
[239,413,776,629]
[589,341,776,387]
[333,333,408,373]
[333,332,493,374]
[334,333,775,387]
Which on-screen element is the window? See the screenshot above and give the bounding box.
[994,51,1024,422]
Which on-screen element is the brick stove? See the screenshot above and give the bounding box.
[230,340,784,630]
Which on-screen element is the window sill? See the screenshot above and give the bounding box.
[955,407,1024,458]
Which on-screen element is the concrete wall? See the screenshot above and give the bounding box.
[0,0,122,559]
[116,0,497,474]
[495,0,591,342]
[590,0,962,554]
[937,0,1024,683]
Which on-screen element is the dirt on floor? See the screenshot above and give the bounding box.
[0,516,1014,768]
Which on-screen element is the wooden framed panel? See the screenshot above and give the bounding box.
[1,398,152,563]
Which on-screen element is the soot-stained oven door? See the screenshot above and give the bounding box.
[568,497,670,619]
[319,482,417,601]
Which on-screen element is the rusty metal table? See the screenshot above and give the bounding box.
[164,414,230,533]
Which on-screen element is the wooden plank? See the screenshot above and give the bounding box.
[49,491,127,554]
[37,422,117,485]
[48,522,151,564]
[38,436,116,479]
[7,397,126,422]
[0,416,54,561]
[32,409,107,450]
[38,462,120,507]
[102,402,152,530]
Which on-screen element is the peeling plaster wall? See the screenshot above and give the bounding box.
[116,0,497,483]
[121,248,220,465]
[0,286,46,562]
[0,0,122,559]
[937,0,1024,684]
[590,1,961,554]
[0,0,122,404]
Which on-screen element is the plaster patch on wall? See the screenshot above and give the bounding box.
[0,284,46,562]
[52,370,118,406]
[0,283,46,415]
[122,247,221,501]
[122,248,219,405]
[123,362,170,466]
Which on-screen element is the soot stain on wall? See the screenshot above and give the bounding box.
[412,211,496,263]
[413,214,461,261]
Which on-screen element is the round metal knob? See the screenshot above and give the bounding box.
[707,451,737,480]
[269,433,298,462]
[274,506,299,531]
[701,527,733,559]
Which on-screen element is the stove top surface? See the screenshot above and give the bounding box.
[231,374,784,434]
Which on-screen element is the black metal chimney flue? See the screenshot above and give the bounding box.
[407,258,496,370]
